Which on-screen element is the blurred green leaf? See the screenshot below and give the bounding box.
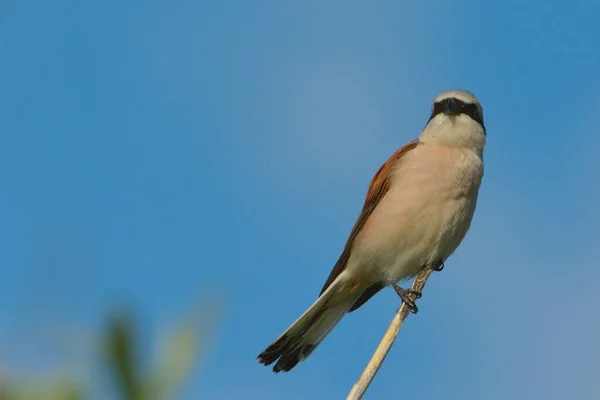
[2,378,85,400]
[145,320,197,400]
[105,312,143,400]
[145,301,221,400]
[3,295,223,400]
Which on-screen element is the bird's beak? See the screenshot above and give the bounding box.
[443,98,460,115]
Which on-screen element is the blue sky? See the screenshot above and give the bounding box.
[2,0,600,398]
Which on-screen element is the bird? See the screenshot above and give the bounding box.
[257,89,486,373]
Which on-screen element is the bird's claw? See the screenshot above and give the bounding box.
[392,283,421,314]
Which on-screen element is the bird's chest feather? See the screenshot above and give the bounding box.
[355,145,483,281]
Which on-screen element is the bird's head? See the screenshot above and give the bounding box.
[420,89,486,152]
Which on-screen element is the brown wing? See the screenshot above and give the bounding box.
[318,139,420,298]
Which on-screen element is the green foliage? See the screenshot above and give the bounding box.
[1,378,85,400]
[1,303,220,400]
[145,316,199,400]
[105,312,144,400]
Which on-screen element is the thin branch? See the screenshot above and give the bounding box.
[346,264,436,400]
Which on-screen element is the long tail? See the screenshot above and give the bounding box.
[257,273,362,373]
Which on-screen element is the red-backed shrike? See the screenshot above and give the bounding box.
[257,89,486,373]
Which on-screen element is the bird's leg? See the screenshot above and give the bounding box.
[433,260,445,272]
[392,283,421,314]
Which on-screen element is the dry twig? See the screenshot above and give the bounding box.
[346,264,437,400]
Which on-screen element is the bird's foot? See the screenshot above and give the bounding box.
[433,260,445,272]
[392,283,421,314]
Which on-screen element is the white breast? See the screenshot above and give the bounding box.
[348,143,483,284]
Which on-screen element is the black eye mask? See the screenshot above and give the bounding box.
[429,98,485,131]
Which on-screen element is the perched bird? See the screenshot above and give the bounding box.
[257,89,486,373]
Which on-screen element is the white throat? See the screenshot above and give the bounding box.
[419,114,486,155]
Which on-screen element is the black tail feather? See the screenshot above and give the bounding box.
[257,334,317,373]
[258,283,379,372]
[257,276,359,372]
[257,334,290,366]
[257,306,326,372]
